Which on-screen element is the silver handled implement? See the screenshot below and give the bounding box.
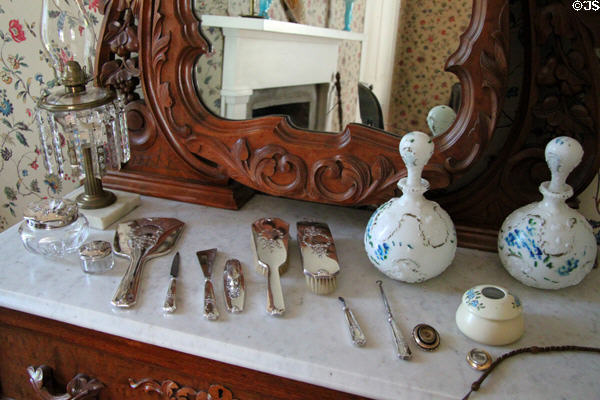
[376,280,412,360]
[197,248,219,320]
[111,218,184,308]
[258,260,282,315]
[338,297,366,347]
[162,252,179,313]
[224,258,245,313]
[251,218,289,316]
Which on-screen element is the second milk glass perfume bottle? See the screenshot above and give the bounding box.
[498,136,597,289]
[364,131,457,283]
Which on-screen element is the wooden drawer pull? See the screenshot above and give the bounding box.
[27,365,104,400]
[129,378,237,400]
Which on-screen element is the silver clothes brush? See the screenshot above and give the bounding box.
[251,218,289,316]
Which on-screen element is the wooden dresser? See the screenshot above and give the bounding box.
[0,308,362,399]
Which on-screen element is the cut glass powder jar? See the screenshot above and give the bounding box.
[79,240,114,274]
[18,198,89,258]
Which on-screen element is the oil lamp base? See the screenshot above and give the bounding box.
[68,187,140,230]
[76,186,117,209]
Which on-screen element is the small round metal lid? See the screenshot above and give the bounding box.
[79,240,112,261]
[412,324,440,351]
[466,348,493,371]
[23,198,79,229]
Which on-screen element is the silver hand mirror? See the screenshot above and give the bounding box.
[111,217,184,308]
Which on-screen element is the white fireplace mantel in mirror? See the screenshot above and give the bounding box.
[201,15,364,131]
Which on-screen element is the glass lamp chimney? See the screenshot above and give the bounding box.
[40,0,97,85]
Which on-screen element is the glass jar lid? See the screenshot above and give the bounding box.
[79,240,112,261]
[23,198,79,229]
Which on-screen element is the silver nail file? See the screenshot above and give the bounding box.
[376,280,412,360]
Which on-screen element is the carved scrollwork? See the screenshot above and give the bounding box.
[480,27,509,130]
[140,0,224,179]
[229,138,308,195]
[500,147,547,205]
[100,57,140,103]
[27,365,104,400]
[129,378,237,400]
[443,119,482,174]
[497,0,599,210]
[442,0,509,173]
[98,0,141,103]
[105,0,140,57]
[214,138,402,204]
[309,154,398,204]
[149,1,177,132]
[533,3,597,142]
[125,99,158,150]
[98,0,227,183]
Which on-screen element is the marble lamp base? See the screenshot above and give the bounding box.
[67,187,141,230]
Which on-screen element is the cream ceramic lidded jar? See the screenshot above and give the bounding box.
[498,136,597,289]
[364,131,457,283]
[455,284,524,345]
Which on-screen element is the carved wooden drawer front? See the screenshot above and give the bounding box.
[0,308,368,400]
[27,365,104,400]
[129,379,236,400]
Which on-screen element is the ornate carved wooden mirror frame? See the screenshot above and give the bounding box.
[97,0,600,251]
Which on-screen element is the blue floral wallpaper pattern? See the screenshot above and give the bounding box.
[0,0,101,231]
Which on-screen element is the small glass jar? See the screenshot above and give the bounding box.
[18,198,89,258]
[79,240,114,274]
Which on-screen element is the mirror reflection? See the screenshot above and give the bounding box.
[194,0,471,136]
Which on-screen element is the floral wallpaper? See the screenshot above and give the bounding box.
[0,0,100,232]
[387,0,471,134]
[195,0,365,131]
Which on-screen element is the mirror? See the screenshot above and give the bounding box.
[385,1,471,136]
[193,0,470,136]
[98,0,539,251]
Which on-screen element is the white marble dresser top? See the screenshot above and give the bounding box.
[0,194,599,399]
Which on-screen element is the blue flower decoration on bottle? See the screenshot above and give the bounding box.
[375,242,390,261]
[557,258,579,276]
[504,227,543,261]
